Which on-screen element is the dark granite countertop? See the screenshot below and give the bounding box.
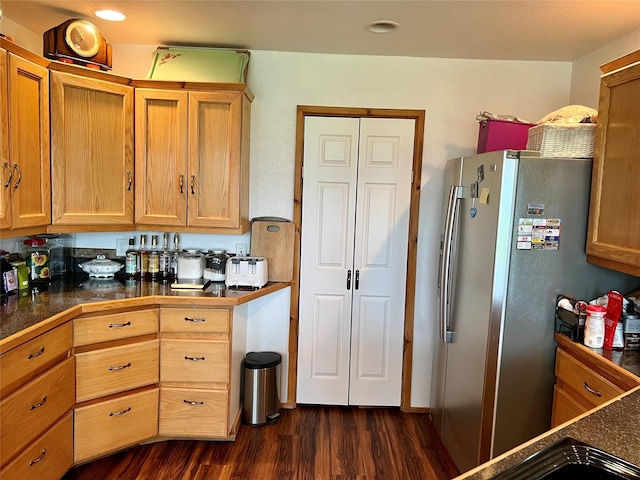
[457,386,640,479]
[457,333,640,479]
[1,275,289,345]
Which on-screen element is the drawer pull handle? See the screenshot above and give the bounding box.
[29,449,46,466]
[183,400,205,406]
[584,381,602,397]
[184,355,206,361]
[109,321,132,328]
[30,396,47,410]
[184,316,206,323]
[28,347,45,359]
[109,362,132,371]
[109,407,132,417]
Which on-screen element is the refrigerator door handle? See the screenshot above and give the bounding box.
[439,185,462,343]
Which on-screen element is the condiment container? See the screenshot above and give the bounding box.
[23,236,50,286]
[204,249,230,281]
[177,250,205,279]
[584,305,606,349]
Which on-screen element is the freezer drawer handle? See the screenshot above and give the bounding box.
[29,449,46,466]
[583,381,602,397]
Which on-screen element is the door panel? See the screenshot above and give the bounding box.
[297,117,359,405]
[349,118,414,406]
[299,116,414,407]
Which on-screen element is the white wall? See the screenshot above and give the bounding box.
[570,27,640,107]
[5,16,636,407]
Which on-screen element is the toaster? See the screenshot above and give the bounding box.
[225,257,269,289]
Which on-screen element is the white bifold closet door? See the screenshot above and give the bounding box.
[297,116,414,406]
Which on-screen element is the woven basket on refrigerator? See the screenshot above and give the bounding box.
[526,123,597,158]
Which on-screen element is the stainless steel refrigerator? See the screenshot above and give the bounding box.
[432,150,639,473]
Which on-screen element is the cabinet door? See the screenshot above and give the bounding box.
[50,71,134,226]
[188,90,247,228]
[586,61,640,275]
[6,53,50,230]
[135,89,188,226]
[0,48,9,229]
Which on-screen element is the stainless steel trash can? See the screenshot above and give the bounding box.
[242,351,281,426]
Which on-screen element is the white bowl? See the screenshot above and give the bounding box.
[78,255,124,278]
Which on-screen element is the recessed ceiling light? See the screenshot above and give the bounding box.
[94,9,126,21]
[365,20,399,34]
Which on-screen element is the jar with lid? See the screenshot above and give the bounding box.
[23,236,51,286]
[177,249,205,279]
[205,249,230,282]
[584,304,606,349]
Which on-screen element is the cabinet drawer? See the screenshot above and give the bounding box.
[551,385,588,428]
[161,339,228,384]
[74,388,158,463]
[555,348,625,409]
[74,309,158,346]
[1,322,72,398]
[159,387,227,437]
[0,357,75,467]
[76,340,159,402]
[161,307,230,335]
[0,413,73,480]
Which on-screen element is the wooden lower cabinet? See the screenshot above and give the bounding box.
[74,388,159,463]
[0,357,75,467]
[551,334,640,428]
[161,339,229,384]
[75,339,159,402]
[0,322,72,398]
[159,387,228,437]
[0,413,73,480]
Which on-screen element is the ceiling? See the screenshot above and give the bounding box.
[2,1,640,62]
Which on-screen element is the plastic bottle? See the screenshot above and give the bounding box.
[124,237,138,279]
[137,235,149,280]
[584,305,606,349]
[148,235,160,281]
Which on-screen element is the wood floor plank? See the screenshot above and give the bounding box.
[62,406,459,480]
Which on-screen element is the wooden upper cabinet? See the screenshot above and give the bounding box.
[135,89,189,226]
[135,86,251,232]
[0,50,51,231]
[50,70,134,228]
[586,56,640,276]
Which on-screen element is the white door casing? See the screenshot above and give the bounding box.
[297,116,414,406]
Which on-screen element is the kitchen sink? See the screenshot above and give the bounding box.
[490,437,640,480]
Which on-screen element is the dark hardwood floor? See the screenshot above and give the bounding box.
[63,406,460,480]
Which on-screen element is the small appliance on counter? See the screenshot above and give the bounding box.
[225,257,268,289]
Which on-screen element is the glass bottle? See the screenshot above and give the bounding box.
[148,235,160,281]
[170,233,180,279]
[124,237,138,279]
[137,234,149,280]
[158,233,171,282]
